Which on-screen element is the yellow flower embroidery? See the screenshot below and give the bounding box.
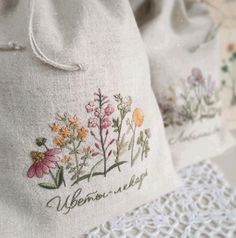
[54,135,65,146]
[77,127,89,140]
[132,108,144,127]
[50,123,61,132]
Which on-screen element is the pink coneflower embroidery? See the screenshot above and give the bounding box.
[27,148,61,178]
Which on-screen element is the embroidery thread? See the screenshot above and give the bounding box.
[27,89,151,190]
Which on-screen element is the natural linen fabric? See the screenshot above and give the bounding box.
[0,0,181,237]
[131,0,236,170]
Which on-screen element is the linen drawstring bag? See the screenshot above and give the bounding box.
[0,0,181,237]
[131,0,236,170]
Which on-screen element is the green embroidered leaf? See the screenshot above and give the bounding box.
[106,161,127,173]
[56,166,64,188]
[221,65,228,73]
[233,52,236,60]
[112,118,119,129]
[38,182,57,189]
[204,96,215,106]
[88,158,103,182]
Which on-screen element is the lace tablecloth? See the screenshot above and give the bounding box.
[83,161,236,238]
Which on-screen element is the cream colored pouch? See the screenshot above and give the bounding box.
[131,0,236,170]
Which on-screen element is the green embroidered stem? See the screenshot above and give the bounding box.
[43,144,49,150]
[72,138,80,181]
[98,92,107,177]
[115,118,123,172]
[49,170,57,187]
[71,161,127,186]
[72,155,89,186]
[131,125,136,166]
[141,137,148,161]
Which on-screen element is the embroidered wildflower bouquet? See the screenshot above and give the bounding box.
[0,0,180,237]
[132,0,236,169]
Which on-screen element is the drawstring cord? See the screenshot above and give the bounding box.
[28,0,84,72]
[0,0,85,71]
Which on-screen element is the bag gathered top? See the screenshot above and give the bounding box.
[132,0,236,170]
[0,0,181,237]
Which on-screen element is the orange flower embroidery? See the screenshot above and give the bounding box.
[77,127,89,140]
[227,43,235,53]
[50,123,61,132]
[54,135,65,146]
[132,108,144,127]
[60,127,71,137]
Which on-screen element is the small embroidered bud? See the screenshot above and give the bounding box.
[35,137,47,147]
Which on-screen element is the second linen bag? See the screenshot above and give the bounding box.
[132,0,236,169]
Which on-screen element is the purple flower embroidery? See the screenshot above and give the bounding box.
[188,68,205,86]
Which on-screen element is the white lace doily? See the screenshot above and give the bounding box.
[83,161,236,238]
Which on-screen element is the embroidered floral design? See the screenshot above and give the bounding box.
[159,68,221,127]
[27,89,151,190]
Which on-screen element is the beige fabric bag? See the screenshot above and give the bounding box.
[131,0,236,170]
[0,0,181,237]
